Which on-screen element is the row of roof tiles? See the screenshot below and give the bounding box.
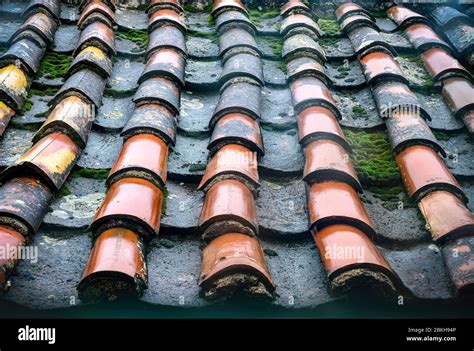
[337,2,474,297]
[0,0,114,291]
[281,0,399,297]
[197,0,275,300]
[77,0,188,300]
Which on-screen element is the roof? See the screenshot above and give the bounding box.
[0,0,473,315]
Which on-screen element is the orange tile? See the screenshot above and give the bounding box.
[0,225,26,289]
[405,23,450,52]
[396,145,465,202]
[33,96,94,149]
[91,178,164,240]
[199,144,259,193]
[421,48,470,82]
[199,232,274,291]
[212,0,247,17]
[290,76,340,118]
[360,51,406,85]
[387,6,428,27]
[281,0,310,17]
[441,77,474,128]
[78,0,117,28]
[313,224,393,278]
[297,106,350,151]
[304,139,361,192]
[74,21,116,57]
[0,101,15,136]
[280,13,321,38]
[307,181,375,239]
[339,14,375,34]
[108,134,168,190]
[199,179,258,239]
[286,56,328,84]
[140,48,186,86]
[3,132,80,191]
[77,227,147,300]
[147,0,184,15]
[419,190,474,243]
[149,8,186,33]
[335,2,370,22]
[312,224,397,295]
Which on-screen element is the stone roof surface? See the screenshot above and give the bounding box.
[0,0,473,314]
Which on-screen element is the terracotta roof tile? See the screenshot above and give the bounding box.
[386,5,429,28]
[335,2,373,23]
[79,0,116,13]
[107,133,168,190]
[0,101,15,136]
[73,21,116,57]
[385,110,446,156]
[441,235,474,297]
[78,1,117,29]
[339,13,377,34]
[121,103,177,146]
[396,145,466,203]
[198,144,259,193]
[133,77,180,115]
[0,38,46,77]
[50,68,106,109]
[282,33,326,63]
[0,225,26,290]
[90,177,164,240]
[149,9,186,33]
[199,233,275,297]
[360,51,407,85]
[280,0,311,18]
[22,0,60,20]
[67,45,113,79]
[0,64,30,110]
[297,106,350,151]
[199,179,258,240]
[220,52,264,87]
[280,13,323,39]
[0,177,53,236]
[218,27,261,58]
[147,25,186,59]
[9,28,47,49]
[405,23,452,53]
[441,77,474,128]
[1,132,80,191]
[419,190,474,243]
[208,113,264,157]
[77,10,114,30]
[313,224,398,296]
[347,25,397,57]
[147,0,184,16]
[303,139,361,192]
[77,227,147,300]
[307,181,376,240]
[139,48,186,86]
[211,0,248,18]
[215,10,256,35]
[11,12,57,45]
[290,76,340,118]
[372,80,431,120]
[211,80,261,128]
[33,96,94,149]
[286,56,328,84]
[421,47,471,82]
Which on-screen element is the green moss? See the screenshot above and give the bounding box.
[371,11,386,18]
[207,14,215,25]
[189,31,218,43]
[399,54,433,87]
[278,61,287,73]
[57,185,72,198]
[352,104,367,117]
[320,37,339,47]
[161,186,168,215]
[36,53,71,79]
[344,129,401,184]
[72,168,109,180]
[366,185,412,210]
[116,30,148,50]
[318,19,341,37]
[30,87,59,96]
[184,3,211,13]
[264,36,283,57]
[433,130,451,141]
[248,9,279,24]
[18,99,33,116]
[188,163,206,172]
